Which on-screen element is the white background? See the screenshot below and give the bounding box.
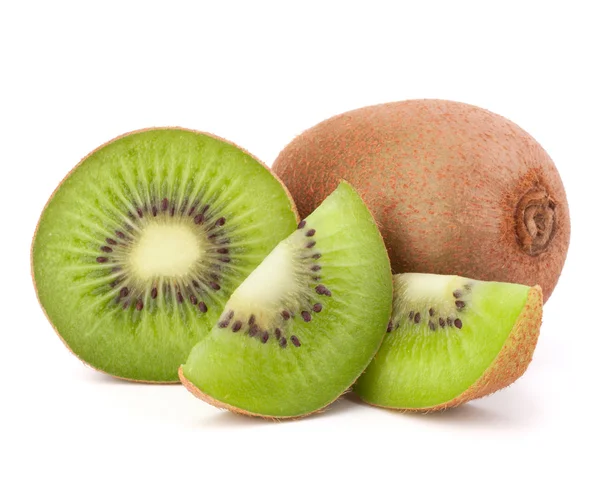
[1,1,598,476]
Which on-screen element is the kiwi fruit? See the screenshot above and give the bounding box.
[353,273,543,411]
[31,128,298,382]
[179,182,393,418]
[273,99,570,302]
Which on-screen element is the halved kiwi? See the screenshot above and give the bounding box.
[180,182,393,418]
[353,273,543,411]
[31,128,298,382]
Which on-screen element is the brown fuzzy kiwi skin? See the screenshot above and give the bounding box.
[30,127,299,384]
[273,99,570,303]
[357,285,543,412]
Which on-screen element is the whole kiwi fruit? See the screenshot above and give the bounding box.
[273,99,570,302]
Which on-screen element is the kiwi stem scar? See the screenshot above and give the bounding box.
[515,188,556,256]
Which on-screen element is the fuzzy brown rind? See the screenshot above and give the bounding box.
[31,127,299,384]
[358,285,543,412]
[273,100,570,302]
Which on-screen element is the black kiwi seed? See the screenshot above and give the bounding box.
[453,289,462,298]
[218,312,232,327]
[428,321,436,331]
[312,253,321,259]
[248,325,258,337]
[312,303,323,313]
[315,285,331,296]
[311,265,321,271]
[101,246,113,253]
[301,311,312,322]
[305,229,316,237]
[455,300,466,310]
[447,317,454,327]
[387,321,393,332]
[209,282,220,291]
[190,295,198,305]
[298,220,306,229]
[162,198,168,211]
[96,257,108,263]
[306,241,316,248]
[136,300,144,311]
[177,292,184,303]
[151,287,158,299]
[248,315,256,325]
[194,214,204,224]
[120,287,129,298]
[115,231,126,239]
[279,337,287,348]
[281,310,291,320]
[454,318,463,329]
[429,308,435,316]
[261,331,269,343]
[414,312,421,324]
[232,321,242,332]
[215,217,226,227]
[152,205,158,216]
[439,318,446,328]
[290,336,301,347]
[275,328,282,339]
[106,238,117,245]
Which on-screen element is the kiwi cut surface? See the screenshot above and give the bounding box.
[32,128,298,382]
[354,273,543,411]
[180,182,393,418]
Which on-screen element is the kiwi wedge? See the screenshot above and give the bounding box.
[180,182,393,418]
[354,273,543,411]
[32,128,298,382]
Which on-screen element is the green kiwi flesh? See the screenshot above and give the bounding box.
[32,128,297,382]
[180,182,393,418]
[354,273,543,410]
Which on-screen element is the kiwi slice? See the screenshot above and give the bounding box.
[32,128,298,382]
[180,182,393,418]
[354,273,543,411]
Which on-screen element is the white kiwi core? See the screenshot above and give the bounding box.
[401,273,453,301]
[129,222,204,280]
[225,243,296,327]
